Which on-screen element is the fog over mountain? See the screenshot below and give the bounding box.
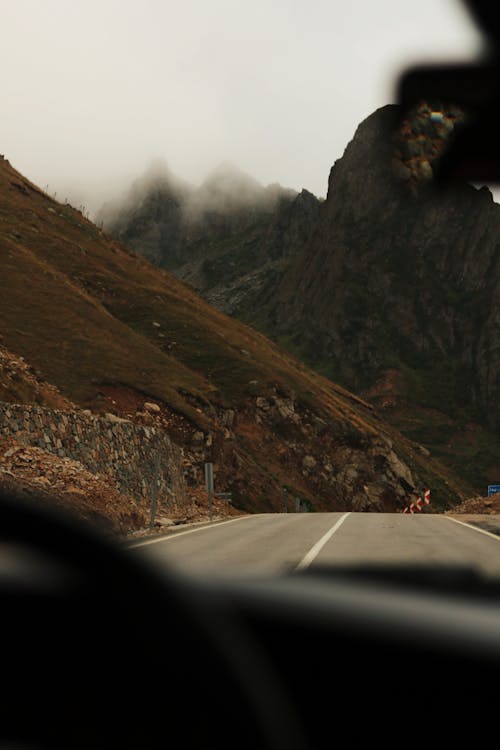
[2,1,481,217]
[99,159,297,229]
[97,159,307,271]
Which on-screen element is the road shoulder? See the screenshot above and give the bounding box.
[448,513,500,538]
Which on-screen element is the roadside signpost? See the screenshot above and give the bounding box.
[488,485,500,497]
[205,462,214,523]
[402,489,431,514]
[204,463,232,518]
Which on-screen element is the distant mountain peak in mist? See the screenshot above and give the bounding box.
[200,161,262,193]
[98,154,315,274]
[98,158,302,239]
[130,157,193,199]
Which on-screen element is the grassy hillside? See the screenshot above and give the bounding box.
[0,155,465,511]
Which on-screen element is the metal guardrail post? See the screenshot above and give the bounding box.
[205,462,214,523]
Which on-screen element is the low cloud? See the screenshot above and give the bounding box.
[98,158,299,232]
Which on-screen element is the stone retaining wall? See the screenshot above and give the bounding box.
[0,402,185,505]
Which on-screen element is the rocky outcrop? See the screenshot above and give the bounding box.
[266,104,500,435]
[249,389,424,511]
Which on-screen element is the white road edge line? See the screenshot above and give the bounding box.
[128,514,265,548]
[446,516,500,542]
[295,512,351,571]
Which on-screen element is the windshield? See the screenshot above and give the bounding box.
[1,0,500,583]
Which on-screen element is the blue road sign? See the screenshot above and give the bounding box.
[488,485,500,497]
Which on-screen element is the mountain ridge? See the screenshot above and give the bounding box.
[0,152,461,516]
[100,104,500,492]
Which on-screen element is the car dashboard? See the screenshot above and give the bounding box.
[0,491,498,749]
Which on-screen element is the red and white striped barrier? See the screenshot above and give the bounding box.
[401,489,431,514]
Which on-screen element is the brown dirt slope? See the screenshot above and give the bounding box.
[0,342,73,409]
[0,438,239,534]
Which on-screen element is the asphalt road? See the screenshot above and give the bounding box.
[129,512,500,578]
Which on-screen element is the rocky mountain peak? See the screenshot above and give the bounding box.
[325,105,400,221]
[257,101,500,493]
[132,157,190,196]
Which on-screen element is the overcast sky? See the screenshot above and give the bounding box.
[1,0,483,215]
